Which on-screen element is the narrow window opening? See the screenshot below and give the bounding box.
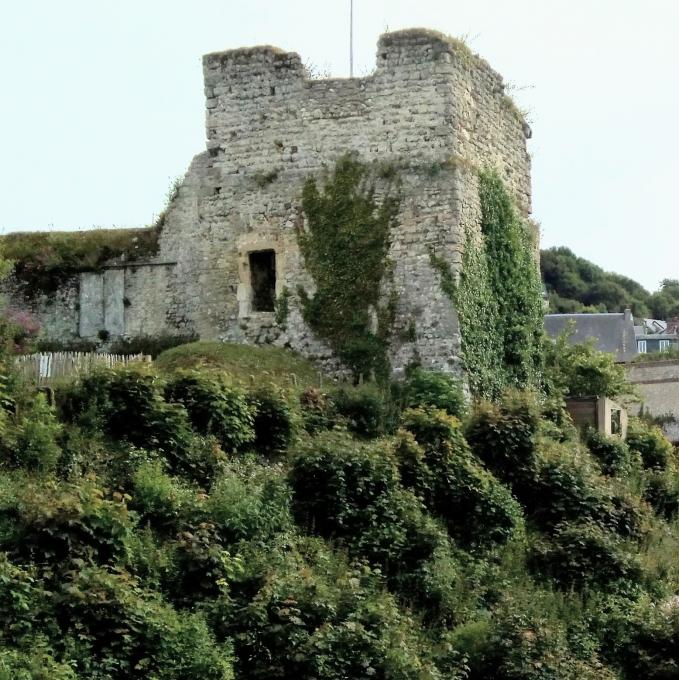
[249,250,276,312]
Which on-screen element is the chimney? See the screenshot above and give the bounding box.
[624,308,633,323]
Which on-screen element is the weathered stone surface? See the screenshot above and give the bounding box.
[4,28,533,377]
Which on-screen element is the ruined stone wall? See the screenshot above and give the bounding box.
[78,263,176,340]
[2,274,80,343]
[3,29,532,375]
[155,28,532,376]
[627,360,679,442]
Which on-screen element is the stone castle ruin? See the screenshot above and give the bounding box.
[5,28,533,377]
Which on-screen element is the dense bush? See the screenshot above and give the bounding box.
[3,332,679,679]
[131,459,200,531]
[165,372,255,453]
[330,384,389,438]
[398,408,523,548]
[206,460,292,544]
[627,417,675,470]
[402,367,466,417]
[210,536,464,680]
[454,604,619,680]
[5,394,62,472]
[56,566,234,678]
[298,386,338,433]
[248,387,296,454]
[61,367,194,460]
[0,476,132,569]
[289,432,438,574]
[465,390,542,490]
[529,521,643,590]
[543,334,629,399]
[0,641,76,680]
[599,597,679,679]
[642,469,679,520]
[109,332,198,358]
[586,428,633,476]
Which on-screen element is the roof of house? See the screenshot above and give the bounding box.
[544,312,637,362]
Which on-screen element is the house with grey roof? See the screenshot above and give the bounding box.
[633,317,679,356]
[543,309,638,362]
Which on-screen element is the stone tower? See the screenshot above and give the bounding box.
[5,29,532,378]
[154,28,532,376]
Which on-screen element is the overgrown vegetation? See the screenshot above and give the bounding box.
[298,153,400,382]
[0,301,678,678]
[1,227,162,297]
[433,169,543,398]
[4,160,679,678]
[2,178,181,299]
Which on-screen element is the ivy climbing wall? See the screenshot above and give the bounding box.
[5,28,535,380]
[148,28,534,378]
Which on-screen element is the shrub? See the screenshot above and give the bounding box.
[171,522,234,603]
[8,394,62,472]
[56,566,234,679]
[402,367,466,417]
[109,332,198,358]
[213,536,455,680]
[627,417,674,470]
[0,477,132,569]
[585,428,633,476]
[643,469,679,520]
[0,641,76,680]
[330,384,389,438]
[544,336,629,400]
[0,554,49,642]
[248,387,296,455]
[398,409,523,549]
[298,387,338,433]
[174,435,228,486]
[62,368,195,464]
[465,390,541,489]
[131,460,201,531]
[165,372,255,453]
[289,432,433,573]
[453,606,618,680]
[599,597,679,680]
[528,438,649,538]
[206,462,292,544]
[528,521,643,590]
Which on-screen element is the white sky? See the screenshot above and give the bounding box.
[1,0,677,291]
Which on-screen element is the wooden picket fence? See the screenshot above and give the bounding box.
[15,352,151,385]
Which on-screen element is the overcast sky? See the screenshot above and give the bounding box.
[1,0,677,291]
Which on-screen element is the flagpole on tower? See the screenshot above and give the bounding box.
[350,0,354,78]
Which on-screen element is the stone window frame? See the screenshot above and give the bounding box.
[236,235,285,318]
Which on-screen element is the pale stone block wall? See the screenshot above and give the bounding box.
[627,360,679,442]
[3,29,533,377]
[154,28,532,376]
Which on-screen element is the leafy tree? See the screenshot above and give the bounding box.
[541,246,652,316]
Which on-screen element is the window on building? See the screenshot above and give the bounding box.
[249,250,276,312]
[638,340,647,353]
[660,339,671,351]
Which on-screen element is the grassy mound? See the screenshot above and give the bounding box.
[155,341,321,389]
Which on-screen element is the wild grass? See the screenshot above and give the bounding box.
[155,341,322,389]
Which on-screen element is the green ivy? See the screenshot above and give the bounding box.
[432,170,543,398]
[298,154,400,382]
[274,286,291,327]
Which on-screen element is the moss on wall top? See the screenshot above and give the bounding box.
[1,225,161,297]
